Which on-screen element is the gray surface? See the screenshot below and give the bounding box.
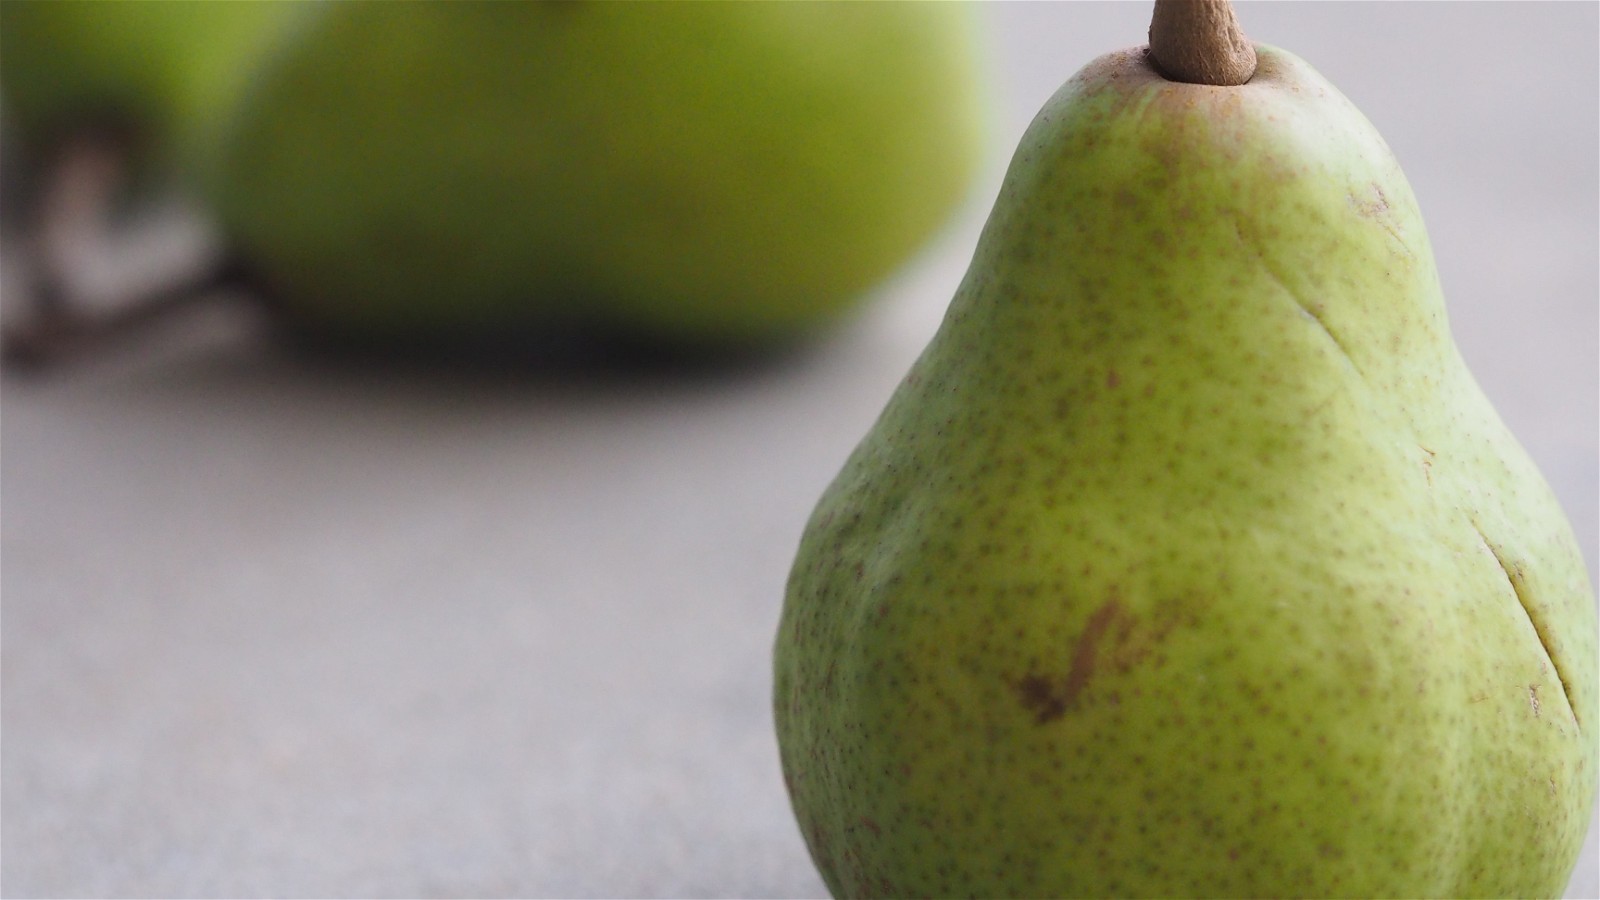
[2,3,1596,897]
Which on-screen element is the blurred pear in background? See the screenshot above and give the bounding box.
[0,0,992,363]
[0,0,307,191]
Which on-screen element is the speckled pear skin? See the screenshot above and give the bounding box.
[774,45,1597,899]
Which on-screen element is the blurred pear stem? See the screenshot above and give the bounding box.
[1147,0,1257,85]
[2,260,250,372]
[2,133,251,373]
[27,131,127,315]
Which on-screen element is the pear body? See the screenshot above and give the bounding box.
[774,45,1597,898]
[202,1,988,351]
[0,0,306,176]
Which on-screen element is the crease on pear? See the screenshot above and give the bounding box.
[1229,212,1360,374]
[1470,519,1581,729]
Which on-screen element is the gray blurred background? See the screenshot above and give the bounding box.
[2,2,1595,897]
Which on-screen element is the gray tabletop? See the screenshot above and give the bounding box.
[3,3,1596,897]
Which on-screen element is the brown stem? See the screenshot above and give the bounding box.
[1148,0,1257,86]
[1,259,254,372]
[28,129,130,315]
[2,127,260,374]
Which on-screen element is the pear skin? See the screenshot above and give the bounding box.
[0,0,307,175]
[202,1,988,350]
[774,44,1597,898]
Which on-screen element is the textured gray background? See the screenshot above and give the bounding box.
[2,2,1596,897]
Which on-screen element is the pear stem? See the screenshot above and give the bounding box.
[1148,0,1257,86]
[1,259,253,373]
[0,130,254,374]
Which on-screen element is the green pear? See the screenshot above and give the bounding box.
[773,27,1597,900]
[200,1,988,352]
[0,0,306,177]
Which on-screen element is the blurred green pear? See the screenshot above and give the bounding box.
[0,0,306,178]
[203,1,990,352]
